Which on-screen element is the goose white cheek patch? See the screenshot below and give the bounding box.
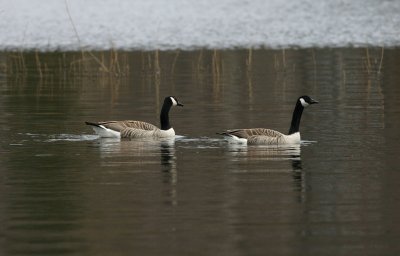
[170,97,178,106]
[300,98,309,107]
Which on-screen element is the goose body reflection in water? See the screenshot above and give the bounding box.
[226,143,302,162]
[92,137,177,172]
[225,142,308,201]
[90,137,178,204]
[94,137,174,153]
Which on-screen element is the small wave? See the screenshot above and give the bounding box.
[301,140,317,146]
[176,136,226,149]
[176,136,223,143]
[46,134,99,142]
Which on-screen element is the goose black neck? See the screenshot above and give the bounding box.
[160,103,172,130]
[288,101,304,135]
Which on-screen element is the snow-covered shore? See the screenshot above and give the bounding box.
[1,0,399,51]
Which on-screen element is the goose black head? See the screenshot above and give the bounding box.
[166,96,184,107]
[298,95,318,107]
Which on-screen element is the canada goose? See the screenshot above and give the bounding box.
[85,96,183,138]
[218,95,318,145]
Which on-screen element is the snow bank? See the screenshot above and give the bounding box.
[1,0,399,51]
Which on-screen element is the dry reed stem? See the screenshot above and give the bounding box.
[35,51,43,80]
[112,49,120,74]
[311,49,317,88]
[342,70,346,87]
[246,48,253,72]
[197,50,203,72]
[365,48,372,74]
[18,51,26,73]
[377,47,384,75]
[212,49,220,77]
[154,50,160,75]
[65,0,110,73]
[282,49,286,69]
[212,49,221,99]
[171,50,180,75]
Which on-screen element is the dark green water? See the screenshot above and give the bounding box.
[1,48,400,256]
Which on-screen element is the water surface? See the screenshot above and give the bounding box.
[1,48,400,255]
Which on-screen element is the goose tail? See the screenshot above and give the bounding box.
[85,121,102,128]
[217,131,247,144]
[85,121,121,138]
[216,131,229,136]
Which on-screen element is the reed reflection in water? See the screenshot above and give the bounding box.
[1,48,400,255]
